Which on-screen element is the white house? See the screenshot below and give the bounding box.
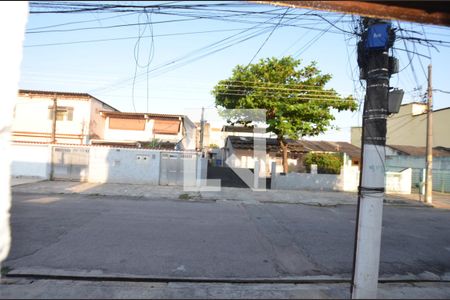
[92,111,197,150]
[12,89,118,144]
[223,136,361,175]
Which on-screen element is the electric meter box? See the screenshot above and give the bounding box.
[366,23,390,49]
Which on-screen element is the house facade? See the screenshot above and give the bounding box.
[93,111,197,150]
[385,144,450,193]
[12,90,118,144]
[223,136,360,176]
[351,102,450,148]
[195,123,270,150]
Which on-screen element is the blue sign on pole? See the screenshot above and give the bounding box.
[365,23,390,50]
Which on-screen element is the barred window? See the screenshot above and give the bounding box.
[48,106,73,121]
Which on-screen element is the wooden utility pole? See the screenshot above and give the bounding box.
[50,95,57,143]
[351,18,394,299]
[425,64,433,204]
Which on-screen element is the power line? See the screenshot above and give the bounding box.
[89,10,289,94]
[247,7,289,65]
[27,11,138,30]
[24,28,249,48]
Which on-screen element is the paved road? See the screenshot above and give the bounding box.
[4,192,450,280]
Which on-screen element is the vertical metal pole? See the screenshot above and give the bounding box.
[51,95,57,143]
[425,64,433,204]
[200,106,205,157]
[49,95,57,181]
[352,19,391,299]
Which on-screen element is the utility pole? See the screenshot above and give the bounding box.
[50,95,57,143]
[352,18,396,299]
[199,106,205,157]
[425,64,433,204]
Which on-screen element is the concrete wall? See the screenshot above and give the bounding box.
[10,143,51,179]
[272,161,411,194]
[351,127,362,147]
[385,168,412,194]
[352,103,450,148]
[386,155,450,192]
[181,118,197,150]
[88,147,160,185]
[273,172,343,191]
[10,143,204,187]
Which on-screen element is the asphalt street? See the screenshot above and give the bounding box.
[4,192,450,280]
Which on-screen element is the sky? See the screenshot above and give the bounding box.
[19,1,450,142]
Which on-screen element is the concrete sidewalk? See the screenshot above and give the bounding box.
[11,180,439,207]
[10,176,46,187]
[1,277,450,299]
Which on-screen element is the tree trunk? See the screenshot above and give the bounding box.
[279,138,288,173]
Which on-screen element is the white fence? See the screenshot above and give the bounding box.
[386,156,450,193]
[10,143,51,178]
[88,146,161,185]
[10,143,206,186]
[271,163,360,192]
[385,168,412,194]
[271,163,412,194]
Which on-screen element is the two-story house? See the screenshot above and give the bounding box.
[12,90,118,144]
[92,111,197,150]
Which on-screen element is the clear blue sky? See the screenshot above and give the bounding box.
[19,1,450,142]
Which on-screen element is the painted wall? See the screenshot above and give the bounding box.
[351,127,362,147]
[103,117,184,145]
[181,118,197,150]
[386,155,450,192]
[12,94,91,144]
[273,172,344,191]
[225,141,303,176]
[272,162,409,194]
[352,103,450,148]
[385,168,412,194]
[10,143,51,179]
[88,147,160,185]
[10,143,207,187]
[103,117,153,142]
[88,99,116,140]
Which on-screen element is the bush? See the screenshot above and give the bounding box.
[303,152,343,174]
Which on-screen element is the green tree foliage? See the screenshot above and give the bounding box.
[212,56,357,172]
[304,152,343,174]
[142,138,161,148]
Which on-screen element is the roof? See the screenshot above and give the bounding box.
[100,111,196,128]
[300,140,361,159]
[100,111,182,119]
[387,145,450,157]
[226,136,305,153]
[91,139,177,150]
[18,89,119,112]
[221,125,267,133]
[226,136,361,158]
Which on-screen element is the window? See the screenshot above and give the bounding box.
[48,106,74,121]
[153,119,180,135]
[109,117,145,130]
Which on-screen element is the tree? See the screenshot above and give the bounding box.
[212,56,357,173]
[304,152,343,174]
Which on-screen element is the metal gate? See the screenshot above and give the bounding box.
[52,146,90,181]
[159,152,197,186]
